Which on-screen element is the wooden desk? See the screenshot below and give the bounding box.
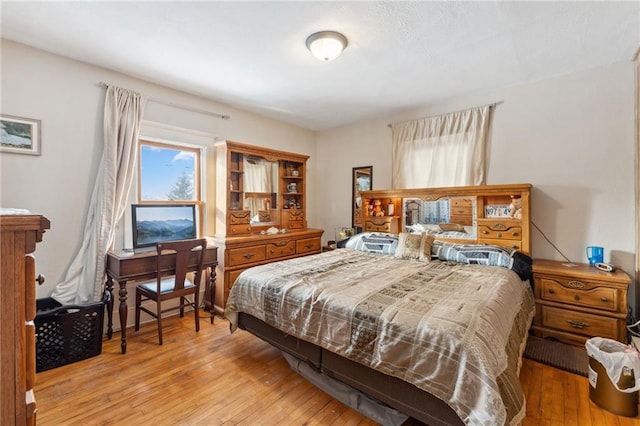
[105,243,218,354]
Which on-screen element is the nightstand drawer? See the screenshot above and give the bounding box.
[539,278,618,311]
[540,305,619,339]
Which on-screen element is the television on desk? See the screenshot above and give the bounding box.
[131,204,197,251]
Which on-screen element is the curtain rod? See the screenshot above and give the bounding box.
[97,81,231,120]
[386,101,503,128]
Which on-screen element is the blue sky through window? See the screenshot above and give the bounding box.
[140,145,196,200]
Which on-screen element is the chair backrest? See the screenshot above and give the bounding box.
[155,238,207,291]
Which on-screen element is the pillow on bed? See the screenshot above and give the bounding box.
[394,232,434,262]
[432,242,533,281]
[344,232,399,255]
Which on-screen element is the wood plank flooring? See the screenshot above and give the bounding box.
[34,315,640,425]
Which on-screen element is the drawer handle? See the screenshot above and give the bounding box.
[482,230,489,234]
[274,241,288,247]
[305,243,314,249]
[36,274,45,286]
[511,231,519,236]
[548,289,555,294]
[567,280,585,289]
[574,295,580,301]
[567,320,588,329]
[601,296,609,302]
[497,232,502,238]
[243,253,255,259]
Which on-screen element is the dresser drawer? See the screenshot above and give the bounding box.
[266,239,296,259]
[539,278,618,312]
[296,237,321,254]
[288,220,305,229]
[228,269,245,290]
[228,210,251,224]
[228,224,252,235]
[228,245,266,266]
[540,305,619,339]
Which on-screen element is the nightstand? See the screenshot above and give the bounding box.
[531,259,631,346]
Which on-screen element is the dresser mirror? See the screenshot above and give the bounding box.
[352,166,372,232]
[243,156,279,225]
[403,196,477,239]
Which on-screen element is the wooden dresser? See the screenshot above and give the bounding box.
[1,210,50,426]
[213,141,323,314]
[532,258,631,346]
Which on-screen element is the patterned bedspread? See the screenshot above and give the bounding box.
[225,249,535,425]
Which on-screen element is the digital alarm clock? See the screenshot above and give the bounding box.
[595,262,616,272]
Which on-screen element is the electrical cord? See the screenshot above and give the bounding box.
[531,220,572,263]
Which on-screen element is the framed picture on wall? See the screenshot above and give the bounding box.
[352,165,372,232]
[0,114,41,155]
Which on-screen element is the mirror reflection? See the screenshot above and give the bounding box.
[352,166,373,232]
[403,196,476,239]
[243,156,279,224]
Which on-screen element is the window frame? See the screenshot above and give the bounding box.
[136,139,204,237]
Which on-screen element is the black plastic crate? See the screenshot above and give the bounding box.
[35,297,105,372]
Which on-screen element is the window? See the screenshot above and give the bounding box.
[137,139,203,235]
[138,140,201,202]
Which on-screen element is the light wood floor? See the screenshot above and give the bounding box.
[35,315,640,425]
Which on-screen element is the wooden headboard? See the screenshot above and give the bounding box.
[360,183,532,255]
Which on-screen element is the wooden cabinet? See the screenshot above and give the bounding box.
[213,141,323,313]
[215,141,309,235]
[1,210,50,426]
[532,259,631,346]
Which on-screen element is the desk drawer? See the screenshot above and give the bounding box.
[266,240,296,259]
[297,237,321,254]
[228,245,266,266]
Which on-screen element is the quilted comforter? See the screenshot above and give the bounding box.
[225,249,535,425]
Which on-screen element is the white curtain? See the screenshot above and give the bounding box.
[51,86,147,304]
[243,157,273,220]
[391,105,492,189]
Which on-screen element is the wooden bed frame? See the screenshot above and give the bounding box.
[234,184,533,425]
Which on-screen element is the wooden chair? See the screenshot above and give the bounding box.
[135,238,207,345]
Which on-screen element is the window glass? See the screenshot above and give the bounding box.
[139,142,200,202]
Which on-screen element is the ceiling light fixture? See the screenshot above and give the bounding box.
[305,31,348,62]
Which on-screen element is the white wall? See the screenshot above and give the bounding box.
[315,61,638,314]
[2,39,637,317]
[0,40,316,301]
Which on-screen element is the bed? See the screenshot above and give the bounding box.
[225,232,535,425]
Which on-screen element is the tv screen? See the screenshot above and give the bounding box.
[131,204,197,250]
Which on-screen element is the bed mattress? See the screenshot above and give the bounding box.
[225,249,534,425]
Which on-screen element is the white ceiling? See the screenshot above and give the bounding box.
[1,1,638,131]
